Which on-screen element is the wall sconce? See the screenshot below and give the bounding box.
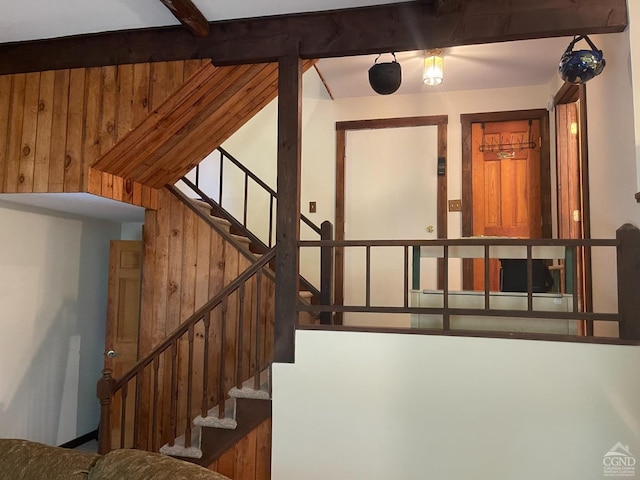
[423,49,444,86]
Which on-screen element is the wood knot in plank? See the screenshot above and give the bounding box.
[18,174,25,184]
[38,101,46,111]
[22,145,31,156]
[65,155,72,169]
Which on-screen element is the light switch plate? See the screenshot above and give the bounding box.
[309,201,317,213]
[448,199,462,212]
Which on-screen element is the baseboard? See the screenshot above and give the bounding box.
[58,429,99,449]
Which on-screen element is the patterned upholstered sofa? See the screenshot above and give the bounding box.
[0,439,229,480]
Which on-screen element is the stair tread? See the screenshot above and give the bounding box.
[159,426,202,459]
[229,368,271,400]
[194,397,237,429]
[231,233,251,244]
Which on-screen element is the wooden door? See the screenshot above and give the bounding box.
[471,119,542,290]
[556,98,591,320]
[104,240,142,448]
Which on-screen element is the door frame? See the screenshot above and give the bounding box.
[461,109,552,290]
[334,115,449,324]
[553,82,593,329]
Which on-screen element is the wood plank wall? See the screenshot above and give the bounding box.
[134,188,275,451]
[0,59,207,208]
[207,419,272,480]
[93,60,314,190]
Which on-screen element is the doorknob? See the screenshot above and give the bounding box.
[426,225,435,233]
[106,350,120,359]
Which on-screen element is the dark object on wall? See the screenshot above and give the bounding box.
[500,259,554,293]
[368,53,402,95]
[558,35,606,84]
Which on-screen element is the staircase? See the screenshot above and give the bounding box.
[97,148,332,469]
[160,367,272,460]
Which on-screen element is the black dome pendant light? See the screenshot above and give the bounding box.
[368,53,402,95]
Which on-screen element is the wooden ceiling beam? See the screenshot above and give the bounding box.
[158,0,209,37]
[0,0,627,75]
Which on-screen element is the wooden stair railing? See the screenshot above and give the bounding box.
[192,147,321,250]
[97,248,276,455]
[177,153,332,312]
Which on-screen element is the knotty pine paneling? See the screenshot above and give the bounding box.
[208,419,272,480]
[0,59,207,207]
[94,60,315,189]
[134,189,274,451]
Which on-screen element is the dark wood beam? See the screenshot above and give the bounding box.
[274,52,302,364]
[0,0,627,75]
[158,0,209,37]
[435,0,462,16]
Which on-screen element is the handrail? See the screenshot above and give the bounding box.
[299,238,618,247]
[114,248,275,391]
[98,247,277,454]
[194,147,321,242]
[215,147,321,235]
[298,231,640,339]
[177,175,323,300]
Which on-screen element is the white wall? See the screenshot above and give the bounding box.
[0,200,121,445]
[627,0,640,191]
[272,330,640,480]
[580,32,640,336]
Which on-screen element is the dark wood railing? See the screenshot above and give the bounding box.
[192,147,321,247]
[298,224,640,339]
[97,248,276,455]
[179,155,331,303]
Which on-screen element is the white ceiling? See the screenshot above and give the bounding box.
[0,194,145,223]
[317,37,572,98]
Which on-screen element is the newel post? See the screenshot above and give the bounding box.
[97,369,115,454]
[320,220,334,325]
[616,223,640,339]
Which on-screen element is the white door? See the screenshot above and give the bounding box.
[344,125,439,327]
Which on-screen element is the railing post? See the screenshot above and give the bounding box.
[616,223,640,339]
[97,368,115,454]
[274,52,301,363]
[320,221,334,325]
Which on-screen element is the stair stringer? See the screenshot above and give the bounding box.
[168,184,320,325]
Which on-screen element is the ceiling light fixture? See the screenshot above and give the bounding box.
[423,49,444,86]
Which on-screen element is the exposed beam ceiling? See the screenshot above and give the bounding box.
[0,0,627,75]
[157,0,209,36]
